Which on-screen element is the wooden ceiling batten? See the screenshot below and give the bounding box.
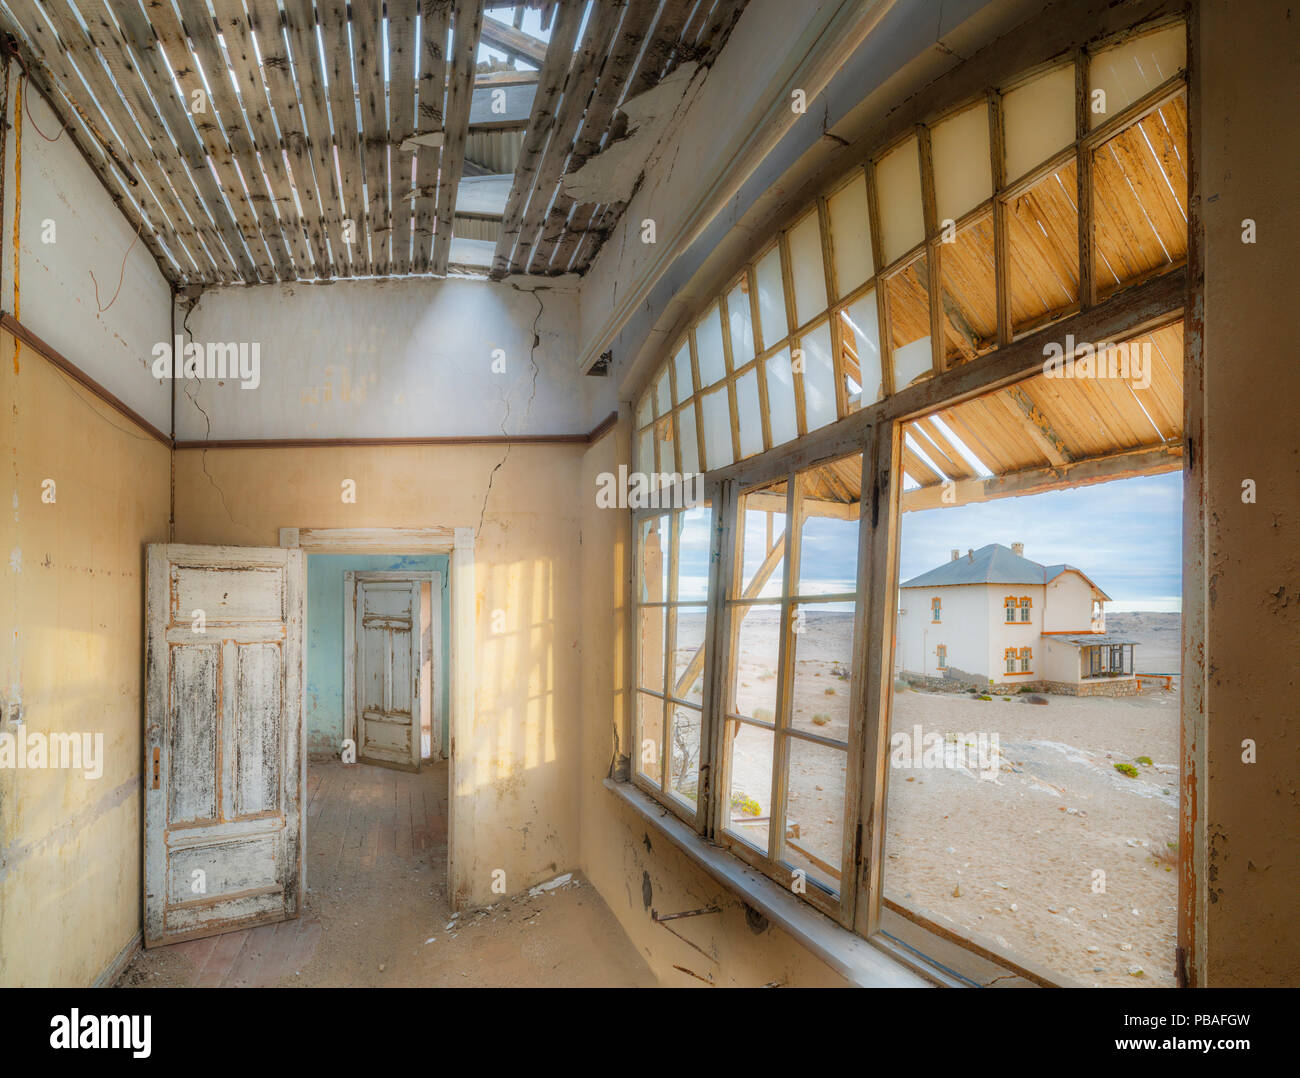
[489,0,581,278]
[386,0,419,276]
[10,0,210,281]
[430,0,486,274]
[412,0,451,273]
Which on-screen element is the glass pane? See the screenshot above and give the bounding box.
[787,210,828,327]
[782,738,847,892]
[654,367,671,417]
[755,245,788,349]
[695,304,727,387]
[1007,158,1079,333]
[731,603,781,721]
[668,705,702,804]
[727,279,756,365]
[886,255,933,390]
[839,291,882,407]
[677,405,700,476]
[799,321,837,432]
[938,213,997,366]
[1089,24,1184,129]
[764,349,798,447]
[638,426,654,474]
[875,134,924,263]
[789,601,855,739]
[637,516,668,604]
[732,368,762,459]
[636,606,666,692]
[827,171,873,296]
[725,721,774,852]
[670,607,706,704]
[675,504,711,602]
[738,484,786,600]
[653,415,675,474]
[635,692,664,785]
[672,341,694,403]
[1003,63,1075,182]
[796,463,861,595]
[700,384,734,470]
[931,101,992,224]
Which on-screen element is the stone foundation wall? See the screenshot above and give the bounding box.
[900,670,1139,697]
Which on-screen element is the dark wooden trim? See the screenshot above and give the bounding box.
[173,410,623,450]
[0,311,172,445]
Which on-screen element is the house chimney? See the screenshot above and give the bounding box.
[967,549,974,561]
[950,549,960,562]
[1012,542,1025,557]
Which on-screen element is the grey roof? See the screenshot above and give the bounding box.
[900,543,1110,599]
[1052,634,1139,647]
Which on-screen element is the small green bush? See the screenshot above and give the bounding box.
[1114,762,1139,778]
[1136,755,1153,766]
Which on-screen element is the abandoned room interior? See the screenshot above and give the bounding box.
[0,0,1295,995]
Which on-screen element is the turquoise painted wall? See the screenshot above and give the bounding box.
[306,554,449,755]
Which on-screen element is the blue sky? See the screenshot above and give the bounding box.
[676,471,1183,612]
[900,471,1183,611]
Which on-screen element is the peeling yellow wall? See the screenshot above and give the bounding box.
[0,334,170,986]
[171,443,585,907]
[575,418,852,987]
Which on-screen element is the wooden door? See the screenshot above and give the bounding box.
[144,544,305,947]
[352,576,421,771]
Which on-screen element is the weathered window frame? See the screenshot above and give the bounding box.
[622,9,1198,988]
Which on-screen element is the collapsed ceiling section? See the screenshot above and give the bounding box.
[0,0,748,286]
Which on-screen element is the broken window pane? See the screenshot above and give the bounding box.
[725,721,774,853]
[781,736,848,893]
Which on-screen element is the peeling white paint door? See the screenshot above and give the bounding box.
[353,578,422,772]
[144,544,304,947]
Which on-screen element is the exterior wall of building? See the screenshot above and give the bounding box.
[1042,637,1082,683]
[896,584,989,679]
[985,583,1045,681]
[1044,570,1101,632]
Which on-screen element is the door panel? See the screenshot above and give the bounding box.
[145,544,304,948]
[354,578,421,771]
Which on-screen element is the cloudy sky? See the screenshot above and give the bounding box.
[676,471,1183,612]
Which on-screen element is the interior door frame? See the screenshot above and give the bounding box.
[278,526,475,909]
[343,569,445,763]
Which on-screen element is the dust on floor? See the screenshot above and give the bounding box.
[119,759,656,988]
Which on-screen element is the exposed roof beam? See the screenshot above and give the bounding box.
[432,0,488,275]
[480,13,548,67]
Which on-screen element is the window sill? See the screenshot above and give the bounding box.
[604,778,933,988]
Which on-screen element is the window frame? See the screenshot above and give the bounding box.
[621,12,1196,989]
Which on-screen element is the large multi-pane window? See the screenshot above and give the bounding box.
[718,455,862,915]
[633,502,712,814]
[626,17,1189,985]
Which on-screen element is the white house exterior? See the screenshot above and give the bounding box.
[895,543,1138,695]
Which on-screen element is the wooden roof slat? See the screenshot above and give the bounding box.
[488,0,582,277]
[387,0,420,275]
[509,0,622,274]
[412,0,451,273]
[349,0,392,275]
[315,0,370,274]
[247,0,339,279]
[210,0,319,276]
[480,11,548,67]
[527,0,660,273]
[9,0,209,281]
[432,0,487,274]
[80,0,251,282]
[281,0,351,278]
[171,0,298,279]
[142,0,278,281]
[0,15,181,280]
